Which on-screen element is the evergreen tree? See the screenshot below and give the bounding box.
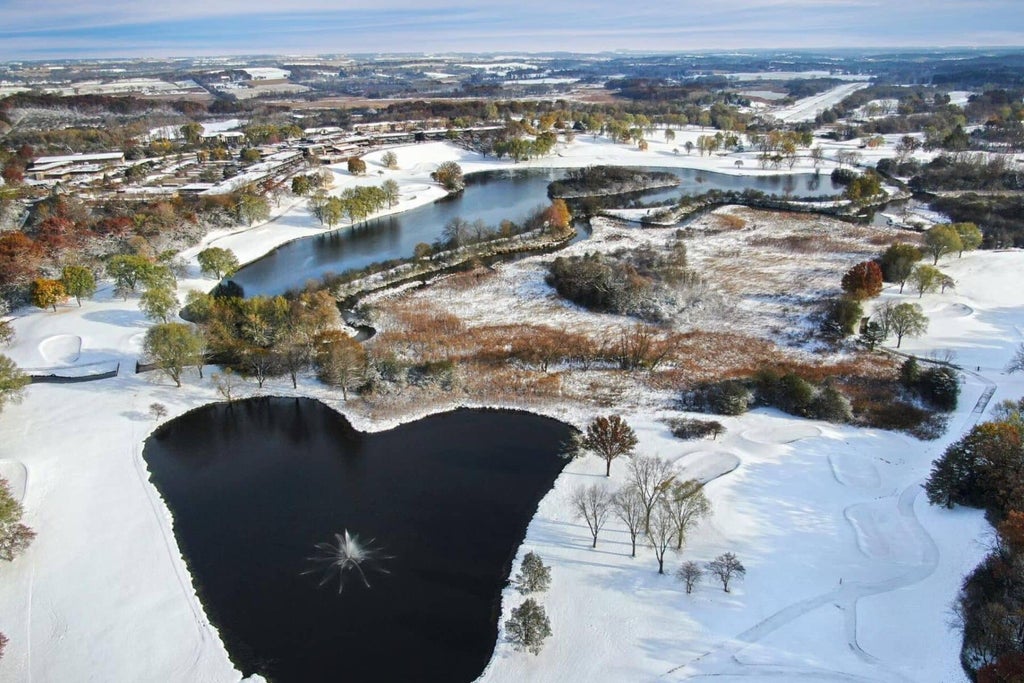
[505,599,552,655]
[514,551,551,594]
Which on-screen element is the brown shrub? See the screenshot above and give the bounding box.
[714,213,747,230]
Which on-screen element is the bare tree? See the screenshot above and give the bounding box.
[314,330,367,400]
[570,415,638,476]
[628,455,677,531]
[614,325,673,371]
[213,368,242,403]
[571,484,613,548]
[243,346,280,389]
[148,403,168,420]
[676,560,703,594]
[873,299,898,339]
[664,480,712,550]
[1006,344,1024,374]
[707,552,746,592]
[646,501,678,574]
[612,485,646,557]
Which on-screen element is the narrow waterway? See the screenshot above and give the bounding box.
[232,167,842,297]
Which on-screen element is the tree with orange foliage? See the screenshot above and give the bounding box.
[542,199,571,233]
[840,260,884,300]
[30,278,66,312]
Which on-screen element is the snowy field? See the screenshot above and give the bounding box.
[772,82,870,123]
[0,132,1020,682]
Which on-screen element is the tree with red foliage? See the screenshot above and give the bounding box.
[34,215,80,256]
[95,215,134,238]
[1,161,25,185]
[978,653,1024,683]
[841,260,884,300]
[0,233,42,289]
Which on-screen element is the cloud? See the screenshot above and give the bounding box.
[1,0,1022,59]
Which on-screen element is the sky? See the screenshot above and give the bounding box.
[1,0,1023,60]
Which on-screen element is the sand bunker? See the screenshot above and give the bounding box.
[941,303,973,318]
[677,451,741,484]
[828,452,881,489]
[38,334,82,364]
[742,424,822,445]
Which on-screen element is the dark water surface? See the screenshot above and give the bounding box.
[232,167,842,297]
[144,398,574,683]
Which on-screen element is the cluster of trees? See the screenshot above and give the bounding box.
[143,289,364,396]
[290,169,333,196]
[899,357,961,412]
[910,153,1024,194]
[926,398,1024,678]
[492,131,558,162]
[932,195,1024,249]
[0,312,32,669]
[548,166,678,198]
[752,370,853,422]
[842,171,884,204]
[106,254,181,326]
[824,225,978,346]
[433,199,572,252]
[546,239,699,322]
[0,186,273,309]
[684,354,955,436]
[953,512,1024,680]
[692,131,742,158]
[566,416,713,574]
[308,182,400,228]
[748,129,813,169]
[926,398,1024,518]
[860,300,929,349]
[505,552,553,655]
[815,85,972,150]
[677,553,746,594]
[0,474,34,566]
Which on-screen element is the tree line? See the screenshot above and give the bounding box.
[925,397,1024,679]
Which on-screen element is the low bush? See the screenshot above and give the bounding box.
[664,417,726,440]
[683,380,752,416]
[754,369,815,417]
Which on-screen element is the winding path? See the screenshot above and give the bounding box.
[665,368,998,681]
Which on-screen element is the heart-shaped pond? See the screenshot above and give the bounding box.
[144,397,574,682]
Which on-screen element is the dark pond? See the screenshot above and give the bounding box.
[232,167,843,297]
[143,398,574,683]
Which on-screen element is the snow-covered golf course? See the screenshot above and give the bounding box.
[1,132,1021,682]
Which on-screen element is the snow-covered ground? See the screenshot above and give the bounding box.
[772,82,870,123]
[479,248,1023,682]
[0,135,1020,682]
